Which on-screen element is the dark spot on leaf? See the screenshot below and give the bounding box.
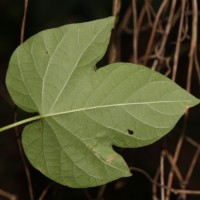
[127,129,134,135]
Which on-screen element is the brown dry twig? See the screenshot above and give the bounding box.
[178,139,200,200]
[166,152,183,183]
[165,122,186,200]
[143,0,168,65]
[14,0,34,200]
[185,136,200,148]
[20,0,29,44]
[38,184,52,200]
[131,166,200,195]
[0,189,17,200]
[152,168,160,200]
[194,50,200,87]
[172,0,187,81]
[187,0,198,93]
[151,0,177,71]
[112,0,121,21]
[97,185,107,200]
[160,150,166,200]
[110,5,132,62]
[108,0,122,63]
[137,0,152,33]
[132,0,138,63]
[165,0,199,198]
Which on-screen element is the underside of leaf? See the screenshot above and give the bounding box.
[6,17,200,188]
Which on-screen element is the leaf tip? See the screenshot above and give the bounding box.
[106,16,115,29]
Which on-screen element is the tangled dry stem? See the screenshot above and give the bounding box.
[108,1,200,200]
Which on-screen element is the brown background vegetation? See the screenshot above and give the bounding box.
[0,0,200,199]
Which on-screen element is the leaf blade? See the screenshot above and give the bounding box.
[6,17,200,188]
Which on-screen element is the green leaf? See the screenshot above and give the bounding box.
[6,17,200,188]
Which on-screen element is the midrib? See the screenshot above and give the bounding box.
[44,100,190,117]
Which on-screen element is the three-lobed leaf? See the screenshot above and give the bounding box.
[6,17,200,188]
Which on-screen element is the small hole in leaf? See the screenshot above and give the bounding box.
[127,129,134,135]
